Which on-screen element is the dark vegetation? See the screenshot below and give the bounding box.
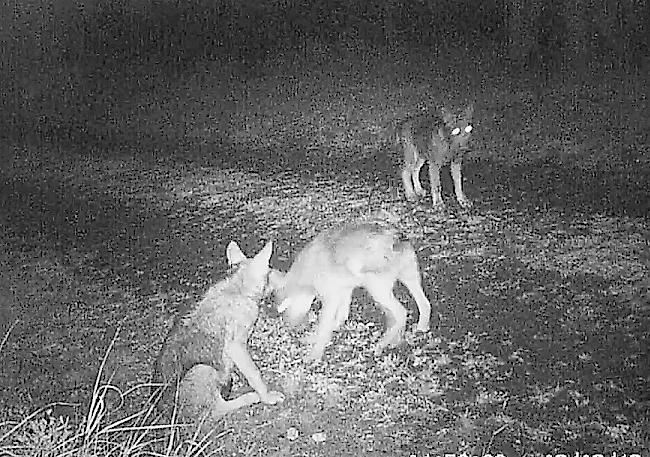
[0,1,648,455]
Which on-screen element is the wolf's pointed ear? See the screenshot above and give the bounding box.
[250,240,273,271]
[465,103,474,119]
[226,241,247,266]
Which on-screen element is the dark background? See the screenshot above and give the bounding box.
[1,0,648,149]
[0,3,648,455]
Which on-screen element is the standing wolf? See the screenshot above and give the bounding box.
[152,240,284,425]
[268,221,432,361]
[397,104,474,207]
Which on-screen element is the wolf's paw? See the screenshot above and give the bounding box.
[458,196,473,209]
[373,342,401,357]
[261,390,285,405]
[431,198,445,209]
[415,321,430,333]
[300,331,317,345]
[306,346,325,361]
[374,334,404,356]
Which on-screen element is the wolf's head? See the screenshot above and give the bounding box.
[440,104,474,152]
[265,268,314,325]
[226,240,273,297]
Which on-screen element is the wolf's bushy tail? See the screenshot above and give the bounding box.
[151,348,184,413]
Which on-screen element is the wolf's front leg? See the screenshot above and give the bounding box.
[226,341,284,405]
[401,141,422,201]
[365,278,408,355]
[451,160,471,208]
[308,290,353,360]
[333,300,351,330]
[401,166,418,201]
[279,292,316,327]
[412,160,427,197]
[428,161,445,208]
[396,246,432,332]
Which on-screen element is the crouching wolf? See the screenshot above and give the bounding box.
[268,221,432,361]
[397,104,474,208]
[151,241,284,425]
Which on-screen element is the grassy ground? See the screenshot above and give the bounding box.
[0,41,649,456]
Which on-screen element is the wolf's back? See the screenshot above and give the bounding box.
[303,221,414,277]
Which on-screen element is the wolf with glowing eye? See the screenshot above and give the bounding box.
[396,104,474,208]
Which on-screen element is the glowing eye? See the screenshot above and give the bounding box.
[451,127,461,135]
[465,125,473,133]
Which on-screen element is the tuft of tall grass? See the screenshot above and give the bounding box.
[0,323,225,457]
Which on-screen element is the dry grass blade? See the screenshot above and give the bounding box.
[0,320,18,354]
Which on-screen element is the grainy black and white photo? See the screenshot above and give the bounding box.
[0,1,648,455]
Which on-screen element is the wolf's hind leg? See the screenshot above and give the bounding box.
[364,278,407,356]
[219,392,261,412]
[177,365,261,429]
